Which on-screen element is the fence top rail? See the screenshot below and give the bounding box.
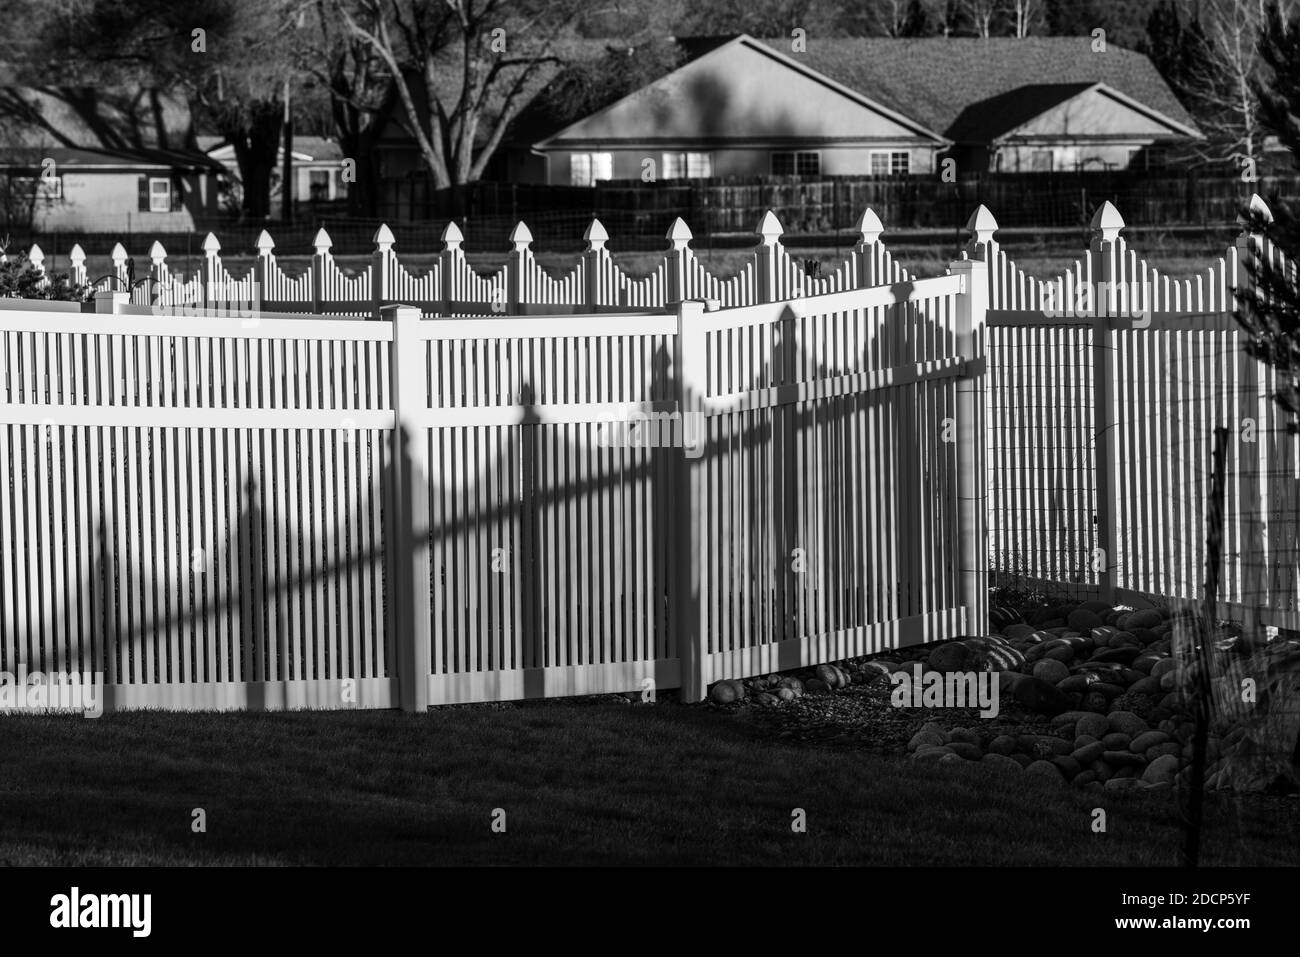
[0,309,394,342]
[701,273,964,333]
[415,311,677,341]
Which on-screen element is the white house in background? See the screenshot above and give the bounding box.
[498,35,1202,183]
[201,135,350,209]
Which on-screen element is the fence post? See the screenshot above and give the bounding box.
[583,217,609,310]
[311,227,332,314]
[201,233,221,311]
[147,240,167,311]
[372,224,395,320]
[507,221,532,313]
[110,242,130,294]
[673,298,708,702]
[68,243,87,289]
[254,229,274,313]
[965,205,999,266]
[440,222,463,316]
[86,290,130,314]
[1234,194,1272,636]
[665,218,693,304]
[853,208,884,287]
[756,209,783,302]
[386,303,431,712]
[1090,201,1123,603]
[949,257,989,635]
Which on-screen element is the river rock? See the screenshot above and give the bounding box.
[1013,676,1071,716]
[981,753,1022,772]
[1033,659,1070,684]
[1025,760,1065,784]
[988,734,1017,755]
[1076,713,1110,739]
[1129,730,1170,753]
[1109,711,1149,736]
[1142,753,1180,785]
[1072,741,1105,765]
[947,742,984,761]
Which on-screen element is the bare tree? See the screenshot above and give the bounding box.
[1184,0,1300,168]
[1010,0,1041,37]
[958,0,1001,38]
[339,0,583,187]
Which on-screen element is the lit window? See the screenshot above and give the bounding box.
[148,177,172,212]
[771,151,819,175]
[662,152,713,179]
[570,152,613,186]
[870,151,910,176]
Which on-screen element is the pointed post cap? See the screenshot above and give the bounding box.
[372,223,395,252]
[255,229,275,255]
[69,243,85,266]
[966,205,999,246]
[757,209,784,246]
[312,227,332,254]
[509,220,533,252]
[1238,193,1274,231]
[148,240,167,265]
[583,217,609,251]
[441,221,464,250]
[856,208,884,245]
[110,242,128,265]
[666,217,693,250]
[27,243,44,267]
[1089,201,1125,243]
[202,232,221,256]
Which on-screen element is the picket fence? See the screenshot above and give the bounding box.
[0,249,984,711]
[973,197,1300,632]
[27,212,909,317]
[5,194,1295,714]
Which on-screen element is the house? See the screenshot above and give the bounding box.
[524,35,948,185]
[201,135,351,214]
[774,37,1202,174]
[0,88,224,232]
[503,35,1200,184]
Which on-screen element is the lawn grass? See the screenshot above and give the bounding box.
[1,700,1294,866]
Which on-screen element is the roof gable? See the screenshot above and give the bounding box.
[536,36,946,148]
[947,82,1200,143]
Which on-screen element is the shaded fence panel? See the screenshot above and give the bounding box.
[0,309,396,709]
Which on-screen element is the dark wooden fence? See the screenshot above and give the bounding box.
[378,171,1300,248]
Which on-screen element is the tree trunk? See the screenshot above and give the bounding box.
[224,99,283,221]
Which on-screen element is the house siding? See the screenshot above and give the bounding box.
[28,170,220,231]
[544,145,935,185]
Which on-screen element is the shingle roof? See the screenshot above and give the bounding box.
[0,143,223,171]
[752,36,1199,139]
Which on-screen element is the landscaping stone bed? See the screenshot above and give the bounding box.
[707,598,1300,794]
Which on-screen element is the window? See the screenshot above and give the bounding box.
[148,176,172,212]
[661,152,713,179]
[11,176,61,202]
[870,151,911,176]
[570,152,613,186]
[770,151,820,176]
[1029,150,1054,172]
[309,169,330,200]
